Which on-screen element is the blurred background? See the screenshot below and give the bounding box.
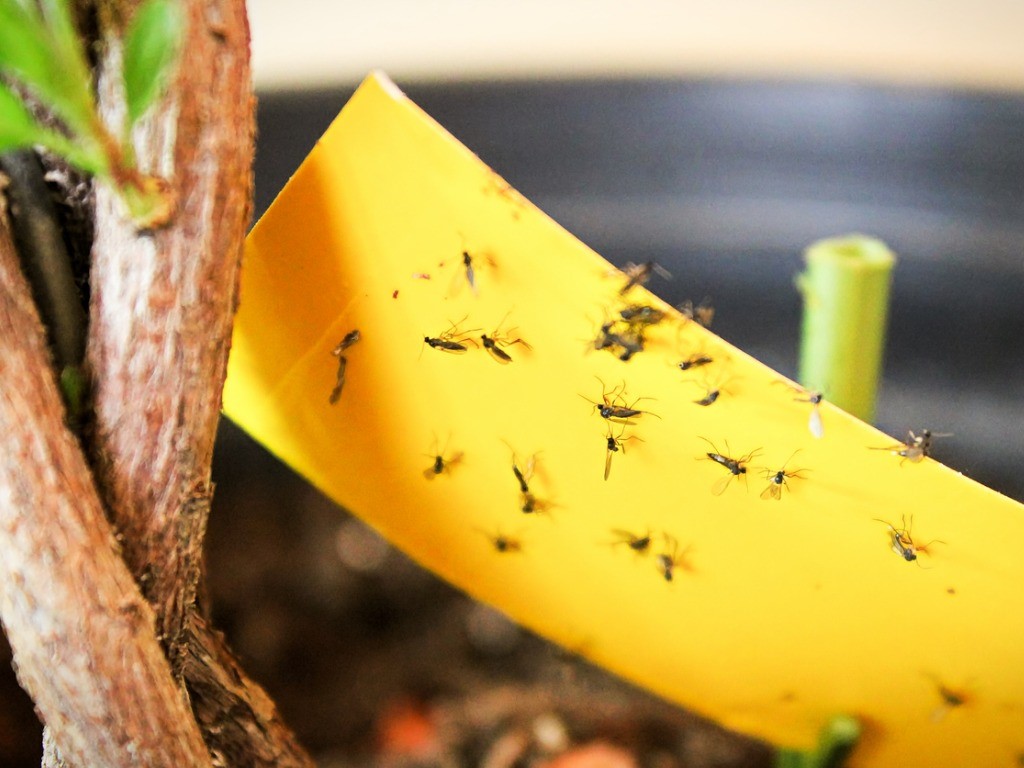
[3,2,1024,765]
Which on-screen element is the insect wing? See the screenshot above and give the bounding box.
[438,338,470,353]
[808,407,824,439]
[760,481,782,501]
[604,447,613,481]
[711,473,733,496]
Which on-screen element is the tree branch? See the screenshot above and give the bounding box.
[83,0,314,763]
[0,201,212,767]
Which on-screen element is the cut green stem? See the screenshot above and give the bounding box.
[776,715,861,768]
[797,234,896,422]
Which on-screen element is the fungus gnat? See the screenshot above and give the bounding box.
[331,329,361,356]
[423,436,464,479]
[797,390,825,439]
[610,529,652,554]
[423,317,480,354]
[699,438,761,495]
[759,451,807,500]
[694,387,722,407]
[677,353,714,372]
[874,515,943,563]
[656,534,693,582]
[511,453,536,494]
[520,490,555,515]
[328,329,361,404]
[481,312,531,364]
[618,260,671,295]
[689,375,733,407]
[872,429,951,464]
[328,356,347,405]
[678,297,715,328]
[926,675,968,722]
[619,304,666,327]
[603,422,641,481]
[503,448,550,514]
[446,242,495,297]
[778,381,825,438]
[491,534,522,553]
[580,378,656,423]
[593,320,645,361]
[461,250,478,295]
[476,528,523,554]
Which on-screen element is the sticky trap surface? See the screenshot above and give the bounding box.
[225,72,1024,766]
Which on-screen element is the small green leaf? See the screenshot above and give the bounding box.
[0,1,55,91]
[0,83,107,176]
[37,0,83,65]
[0,0,96,137]
[0,81,46,152]
[123,0,183,126]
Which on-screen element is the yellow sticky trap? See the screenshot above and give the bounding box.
[224,72,1024,766]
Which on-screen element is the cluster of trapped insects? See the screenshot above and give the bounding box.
[328,248,950,579]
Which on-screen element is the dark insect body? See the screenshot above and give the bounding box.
[619,304,666,327]
[603,423,641,480]
[694,389,721,407]
[492,534,522,553]
[581,378,655,423]
[699,438,761,495]
[423,317,479,355]
[872,429,950,464]
[873,515,944,564]
[423,436,463,479]
[481,313,532,364]
[619,260,671,295]
[462,250,477,294]
[759,451,807,501]
[656,535,692,582]
[679,297,715,328]
[678,354,714,371]
[332,329,361,356]
[610,529,652,553]
[328,356,348,405]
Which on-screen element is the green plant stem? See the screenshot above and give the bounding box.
[776,715,861,768]
[797,234,896,422]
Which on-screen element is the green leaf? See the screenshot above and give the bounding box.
[35,0,98,133]
[0,80,46,152]
[0,0,96,137]
[0,83,107,176]
[37,0,82,64]
[122,0,183,126]
[0,1,55,92]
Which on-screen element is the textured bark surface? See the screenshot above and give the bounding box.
[87,0,253,663]
[82,1,314,764]
[0,0,314,764]
[0,207,212,767]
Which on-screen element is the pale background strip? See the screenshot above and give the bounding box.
[249,0,1024,91]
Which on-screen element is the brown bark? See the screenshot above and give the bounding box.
[86,0,252,660]
[0,203,212,767]
[0,0,314,764]
[82,0,315,764]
